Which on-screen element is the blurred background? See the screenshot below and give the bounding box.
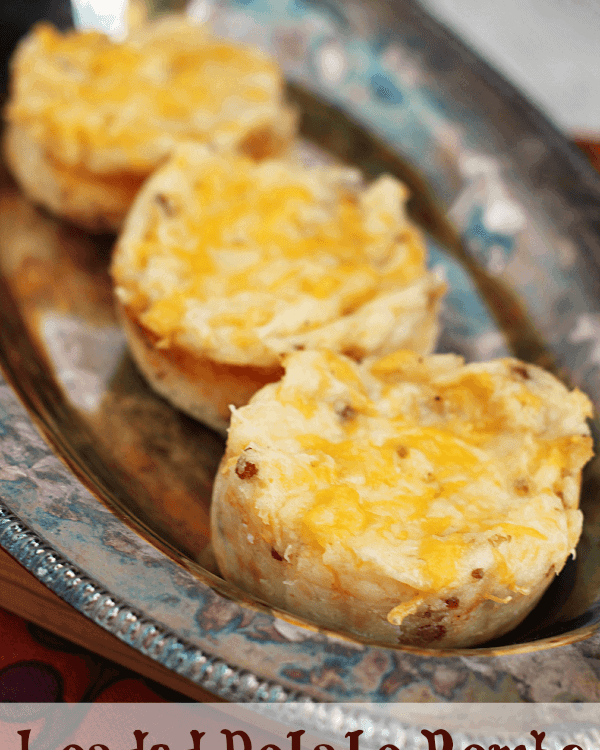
[420,0,600,136]
[75,0,600,135]
[3,0,600,135]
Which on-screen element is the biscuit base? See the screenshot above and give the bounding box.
[3,124,145,233]
[118,302,284,436]
[211,457,554,649]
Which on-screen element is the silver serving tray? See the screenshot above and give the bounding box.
[2,0,600,703]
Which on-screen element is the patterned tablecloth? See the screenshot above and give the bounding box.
[0,607,192,702]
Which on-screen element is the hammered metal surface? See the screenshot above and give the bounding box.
[2,0,600,702]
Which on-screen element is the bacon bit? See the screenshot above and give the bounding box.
[514,478,530,495]
[235,455,258,480]
[154,193,176,217]
[445,597,459,609]
[431,394,444,414]
[271,548,283,561]
[241,127,275,160]
[471,568,484,580]
[484,593,512,604]
[511,365,530,380]
[342,346,366,362]
[336,403,356,421]
[416,623,446,642]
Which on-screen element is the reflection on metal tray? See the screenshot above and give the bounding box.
[2,0,600,702]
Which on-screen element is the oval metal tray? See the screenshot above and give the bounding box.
[2,0,600,702]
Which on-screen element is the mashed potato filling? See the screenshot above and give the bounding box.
[113,145,445,367]
[226,350,593,620]
[6,18,292,174]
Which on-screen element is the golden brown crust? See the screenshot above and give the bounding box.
[3,123,143,233]
[118,301,284,435]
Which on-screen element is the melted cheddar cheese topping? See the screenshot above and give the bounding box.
[229,350,593,597]
[113,145,445,366]
[6,17,291,173]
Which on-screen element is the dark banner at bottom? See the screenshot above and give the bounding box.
[0,704,598,750]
